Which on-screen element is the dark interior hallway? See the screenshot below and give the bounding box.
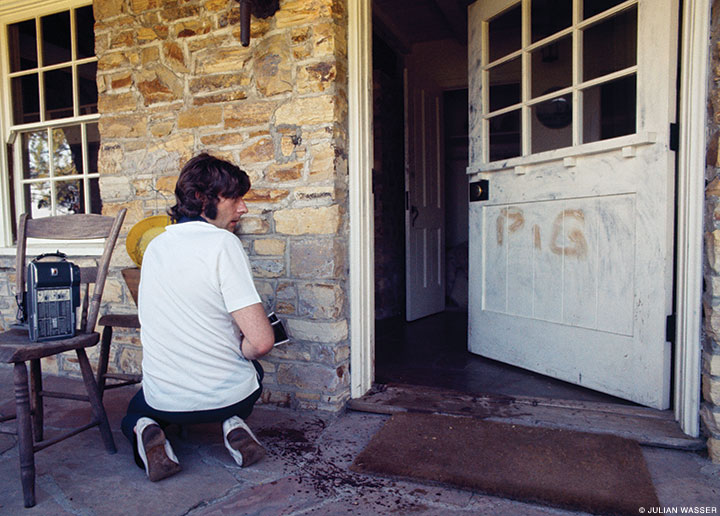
[375,311,636,406]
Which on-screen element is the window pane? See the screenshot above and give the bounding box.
[8,19,37,72]
[89,177,102,214]
[24,181,52,218]
[22,131,49,179]
[87,123,100,174]
[583,75,636,143]
[41,11,71,66]
[12,75,40,124]
[531,35,572,98]
[52,127,81,177]
[583,7,637,82]
[489,5,521,62]
[56,179,83,214]
[44,67,74,120]
[75,5,95,59]
[532,0,572,43]
[78,62,98,115]
[532,93,572,153]
[489,109,521,161]
[489,58,521,112]
[584,0,627,20]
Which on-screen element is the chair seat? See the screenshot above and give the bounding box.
[98,313,140,329]
[0,329,100,363]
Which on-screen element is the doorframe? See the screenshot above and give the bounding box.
[674,0,710,438]
[347,0,706,438]
[348,0,374,398]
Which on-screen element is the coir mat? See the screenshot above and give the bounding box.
[350,413,659,515]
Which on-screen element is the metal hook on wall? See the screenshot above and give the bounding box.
[234,0,280,47]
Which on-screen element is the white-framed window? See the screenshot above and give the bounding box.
[0,0,99,248]
[480,0,638,163]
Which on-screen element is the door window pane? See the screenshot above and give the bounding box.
[75,5,95,59]
[583,7,637,82]
[532,0,572,42]
[489,57,521,111]
[489,5,521,62]
[531,35,572,98]
[12,75,40,124]
[583,74,636,143]
[584,0,627,19]
[44,67,74,120]
[22,131,49,179]
[489,109,521,161]
[7,19,37,72]
[41,11,71,66]
[532,93,573,153]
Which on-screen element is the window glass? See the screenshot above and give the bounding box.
[11,75,40,124]
[583,7,637,82]
[584,0,627,19]
[489,5,521,63]
[531,35,572,98]
[583,75,636,143]
[78,62,98,114]
[56,179,83,214]
[532,93,573,153]
[22,131,49,179]
[86,123,100,173]
[489,109,521,161]
[489,57,521,112]
[41,10,71,66]
[44,67,74,120]
[75,5,95,59]
[8,19,37,72]
[532,0,572,42]
[52,127,81,177]
[24,181,52,218]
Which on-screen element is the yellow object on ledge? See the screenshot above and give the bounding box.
[125,215,172,267]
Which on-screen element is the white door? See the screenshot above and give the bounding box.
[405,66,446,321]
[467,0,678,409]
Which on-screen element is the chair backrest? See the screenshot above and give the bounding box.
[15,210,127,334]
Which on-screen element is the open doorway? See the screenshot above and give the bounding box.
[370,0,638,406]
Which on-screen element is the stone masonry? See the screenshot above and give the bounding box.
[702,0,720,463]
[0,0,351,412]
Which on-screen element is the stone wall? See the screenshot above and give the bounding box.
[702,0,720,463]
[0,0,351,411]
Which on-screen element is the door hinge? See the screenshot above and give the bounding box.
[669,123,679,152]
[666,313,676,344]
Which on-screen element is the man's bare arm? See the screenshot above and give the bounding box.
[231,303,274,360]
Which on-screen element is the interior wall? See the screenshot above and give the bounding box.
[372,34,406,321]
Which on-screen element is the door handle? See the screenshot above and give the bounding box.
[410,205,419,227]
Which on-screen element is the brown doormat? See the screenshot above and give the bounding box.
[350,413,659,515]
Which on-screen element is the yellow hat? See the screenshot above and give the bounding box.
[126,215,172,267]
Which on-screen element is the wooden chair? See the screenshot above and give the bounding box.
[96,267,142,398]
[0,209,126,508]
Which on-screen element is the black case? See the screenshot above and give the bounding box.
[26,252,80,342]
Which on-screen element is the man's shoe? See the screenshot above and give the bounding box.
[135,417,181,481]
[222,416,265,467]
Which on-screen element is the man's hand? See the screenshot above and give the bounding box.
[231,303,274,360]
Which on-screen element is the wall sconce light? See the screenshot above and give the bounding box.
[234,0,280,47]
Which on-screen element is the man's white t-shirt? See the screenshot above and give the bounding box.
[138,221,261,411]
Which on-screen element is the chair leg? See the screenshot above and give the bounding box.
[76,348,117,454]
[29,359,43,442]
[14,362,36,508]
[97,325,113,400]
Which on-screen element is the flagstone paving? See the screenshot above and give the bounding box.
[1,367,718,515]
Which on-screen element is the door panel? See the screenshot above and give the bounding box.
[467,0,677,409]
[405,68,445,321]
